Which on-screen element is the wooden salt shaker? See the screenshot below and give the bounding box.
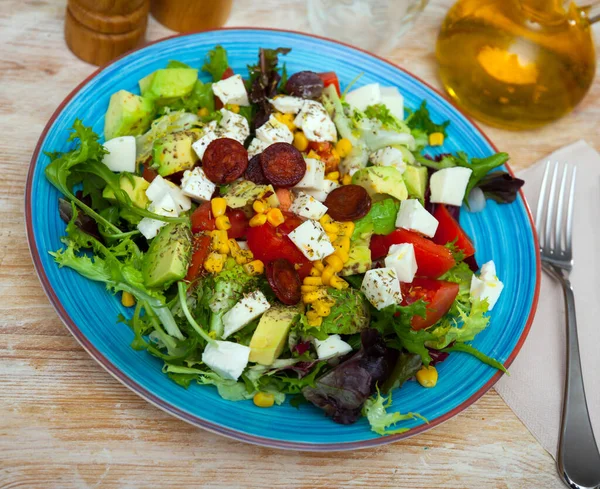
[65,0,150,66]
[150,0,232,33]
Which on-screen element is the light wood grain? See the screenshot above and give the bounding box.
[1,0,598,487]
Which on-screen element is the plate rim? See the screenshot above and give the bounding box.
[24,27,541,452]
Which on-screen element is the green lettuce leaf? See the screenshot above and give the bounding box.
[352,198,400,241]
[362,389,428,436]
[202,45,229,81]
[364,104,410,133]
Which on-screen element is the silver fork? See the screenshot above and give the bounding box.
[536,162,600,489]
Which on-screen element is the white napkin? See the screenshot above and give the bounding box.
[495,140,600,458]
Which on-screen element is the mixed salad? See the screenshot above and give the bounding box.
[46,46,524,434]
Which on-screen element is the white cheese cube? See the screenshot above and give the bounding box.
[247,137,269,158]
[256,114,294,145]
[269,95,305,114]
[219,108,250,144]
[293,100,336,143]
[180,167,216,202]
[165,180,192,212]
[294,157,325,190]
[237,240,249,250]
[289,191,328,220]
[345,83,382,112]
[313,335,353,360]
[384,243,417,283]
[470,260,504,310]
[380,86,404,121]
[192,131,219,160]
[222,291,271,339]
[212,74,250,106]
[202,340,251,381]
[137,193,179,240]
[430,167,473,207]
[370,147,406,174]
[303,179,339,203]
[288,220,335,261]
[361,267,402,310]
[395,199,439,238]
[146,175,191,213]
[102,136,136,173]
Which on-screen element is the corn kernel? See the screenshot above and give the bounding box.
[306,312,323,327]
[227,104,241,114]
[243,259,264,276]
[307,150,321,160]
[253,199,269,214]
[325,171,340,181]
[249,213,268,227]
[210,197,227,217]
[309,266,322,277]
[303,290,324,304]
[321,265,335,286]
[215,215,231,231]
[293,131,309,152]
[228,238,241,254]
[416,365,438,388]
[303,276,323,286]
[333,249,350,264]
[330,148,341,164]
[339,221,355,238]
[198,107,210,117]
[301,284,319,293]
[326,232,338,243]
[323,221,340,235]
[325,254,344,273]
[274,112,296,131]
[319,214,332,227]
[342,174,353,185]
[335,138,353,158]
[266,208,285,227]
[336,236,351,252]
[204,252,226,273]
[235,250,254,265]
[313,260,325,272]
[313,300,331,317]
[429,132,444,146]
[121,291,135,307]
[253,392,275,408]
[330,275,349,290]
[211,230,229,254]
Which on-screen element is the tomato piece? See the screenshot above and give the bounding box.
[432,205,475,258]
[370,228,455,278]
[185,234,211,282]
[317,72,341,96]
[191,201,216,233]
[307,141,338,173]
[401,278,459,330]
[246,215,312,279]
[214,67,235,110]
[227,209,248,239]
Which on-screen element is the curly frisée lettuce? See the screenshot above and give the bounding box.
[363,388,428,436]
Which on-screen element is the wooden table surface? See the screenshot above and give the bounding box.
[1,1,598,487]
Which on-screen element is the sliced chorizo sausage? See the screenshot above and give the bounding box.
[260,142,306,188]
[245,154,269,185]
[266,258,301,305]
[324,184,372,221]
[202,138,248,184]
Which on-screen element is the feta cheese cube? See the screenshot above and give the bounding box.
[470,260,504,310]
[269,95,305,114]
[137,193,179,240]
[380,86,404,121]
[247,138,269,158]
[237,240,249,250]
[345,83,382,112]
[256,114,294,145]
[430,167,473,207]
[219,108,250,144]
[395,199,439,238]
[202,340,251,381]
[180,167,216,202]
[288,220,335,261]
[361,267,402,310]
[222,291,271,339]
[102,136,136,173]
[370,147,406,173]
[313,335,353,360]
[192,131,219,160]
[294,100,336,142]
[303,179,339,203]
[385,243,418,283]
[289,191,328,220]
[294,157,325,190]
[146,175,191,213]
[212,74,250,106]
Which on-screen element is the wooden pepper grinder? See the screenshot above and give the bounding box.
[65,0,150,66]
[150,0,232,33]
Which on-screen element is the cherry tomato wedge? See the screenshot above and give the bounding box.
[317,72,341,96]
[221,67,234,79]
[432,204,475,258]
[266,258,302,305]
[226,209,249,239]
[246,215,312,279]
[401,278,459,330]
[370,228,456,278]
[185,233,212,282]
[190,202,249,239]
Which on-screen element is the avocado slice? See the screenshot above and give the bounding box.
[340,238,372,277]
[104,90,155,140]
[142,223,192,288]
[249,305,301,365]
[224,181,279,210]
[352,166,408,201]
[153,131,199,177]
[140,68,198,102]
[102,175,150,209]
[320,288,370,335]
[403,164,429,201]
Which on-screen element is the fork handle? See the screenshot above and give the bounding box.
[557,280,600,489]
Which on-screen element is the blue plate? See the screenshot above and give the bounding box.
[26,29,540,450]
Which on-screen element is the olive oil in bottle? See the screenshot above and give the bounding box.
[436,0,597,130]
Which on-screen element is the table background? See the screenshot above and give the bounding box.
[1,0,598,487]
